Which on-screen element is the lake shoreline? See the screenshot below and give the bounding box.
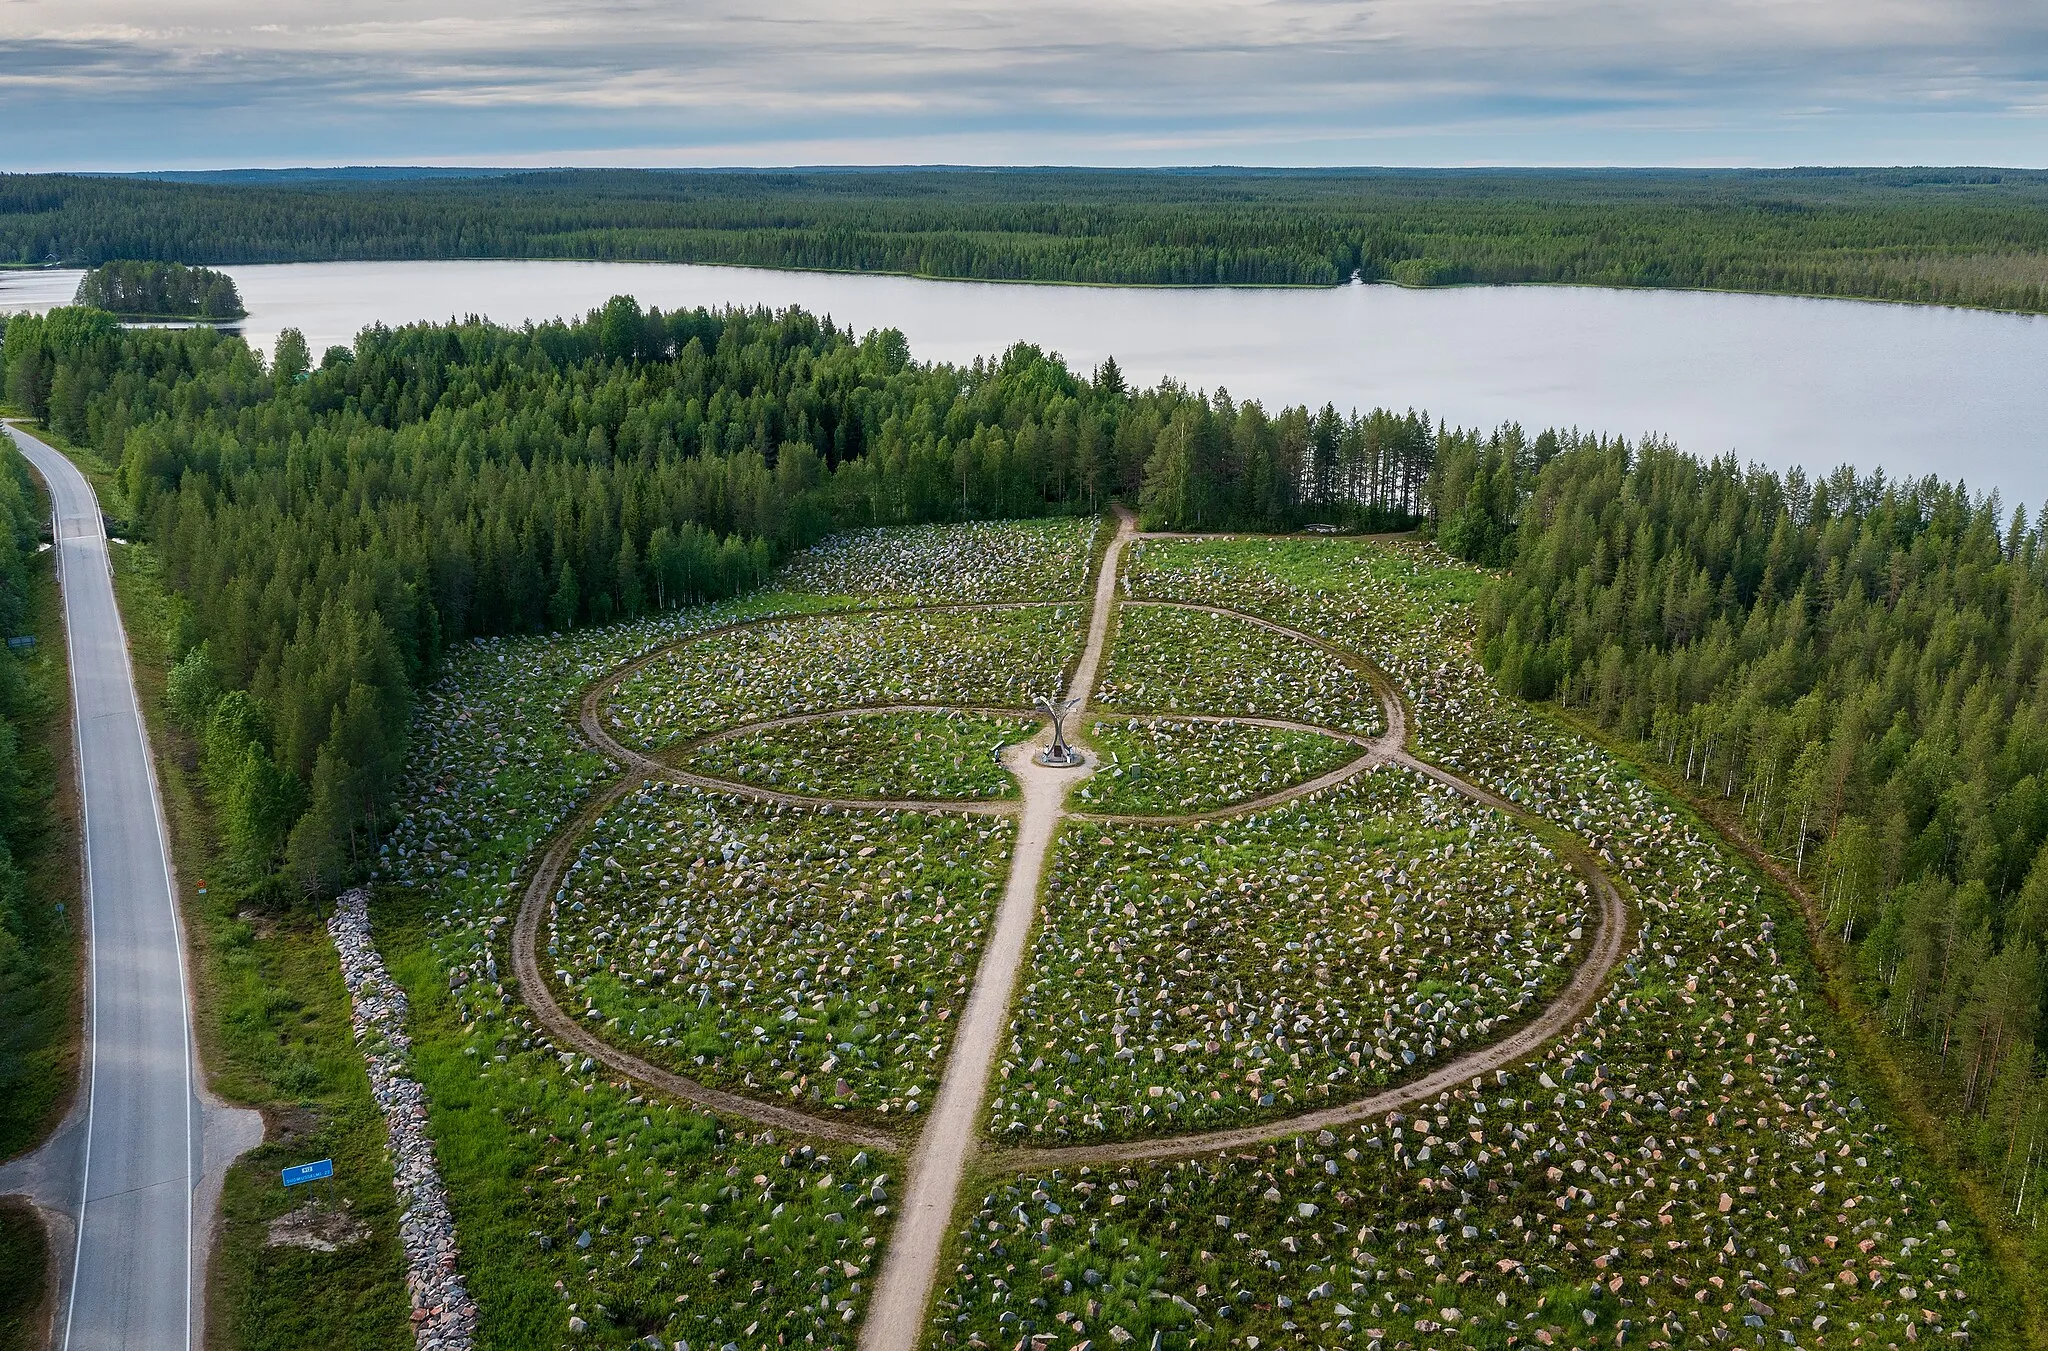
[7,257,2046,503]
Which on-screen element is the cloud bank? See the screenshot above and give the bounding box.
[4,0,2046,168]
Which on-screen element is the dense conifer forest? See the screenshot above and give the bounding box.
[0,298,1430,897]
[8,166,2048,310]
[7,293,2045,1263]
[0,439,67,1159]
[1464,440,2048,1224]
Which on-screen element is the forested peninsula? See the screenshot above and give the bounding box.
[8,166,2048,311]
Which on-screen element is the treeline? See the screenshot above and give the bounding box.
[0,297,1440,898]
[8,168,2048,310]
[0,448,47,955]
[0,446,63,1155]
[73,259,244,319]
[1467,440,2048,1233]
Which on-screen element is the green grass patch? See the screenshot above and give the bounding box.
[610,605,1084,750]
[942,527,2031,1349]
[682,709,1034,801]
[0,1197,49,1351]
[997,765,1586,1143]
[1124,535,1485,639]
[376,886,900,1351]
[1095,604,1382,736]
[776,518,1101,604]
[1072,716,1361,815]
[554,783,1013,1119]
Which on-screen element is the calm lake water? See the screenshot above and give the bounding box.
[7,259,2046,504]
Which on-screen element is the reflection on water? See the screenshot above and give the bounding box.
[5,259,2045,502]
[0,268,82,314]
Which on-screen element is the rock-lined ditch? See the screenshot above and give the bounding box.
[329,888,479,1349]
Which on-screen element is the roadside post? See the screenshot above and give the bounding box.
[281,1159,334,1187]
[282,1157,337,1209]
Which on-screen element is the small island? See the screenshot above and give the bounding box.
[72,259,245,321]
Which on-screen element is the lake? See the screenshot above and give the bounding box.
[6,259,2046,504]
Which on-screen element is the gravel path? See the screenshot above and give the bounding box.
[856,509,1135,1351]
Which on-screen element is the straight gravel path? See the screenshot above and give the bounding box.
[857,509,1135,1351]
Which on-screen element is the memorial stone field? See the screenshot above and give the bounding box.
[367,515,1998,1351]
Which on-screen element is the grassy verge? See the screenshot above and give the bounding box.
[1551,703,2048,1349]
[0,1197,49,1351]
[0,512,83,1161]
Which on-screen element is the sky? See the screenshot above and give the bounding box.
[3,0,2047,170]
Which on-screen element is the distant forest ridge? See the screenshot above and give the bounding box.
[7,166,2048,310]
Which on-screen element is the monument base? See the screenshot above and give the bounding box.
[1035,746,1085,768]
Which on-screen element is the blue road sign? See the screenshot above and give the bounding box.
[282,1159,334,1187]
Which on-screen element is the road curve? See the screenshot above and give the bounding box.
[0,423,261,1351]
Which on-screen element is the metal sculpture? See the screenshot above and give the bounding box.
[1035,693,1084,767]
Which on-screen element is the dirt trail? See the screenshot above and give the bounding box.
[500,512,1638,1351]
[858,508,1135,1351]
[994,798,1627,1168]
[508,774,904,1151]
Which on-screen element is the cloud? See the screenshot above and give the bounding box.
[1,0,2045,167]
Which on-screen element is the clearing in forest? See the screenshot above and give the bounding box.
[372,516,1997,1351]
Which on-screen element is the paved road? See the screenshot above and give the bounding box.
[0,423,260,1351]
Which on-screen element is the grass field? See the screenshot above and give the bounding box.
[5,504,2003,1351]
[380,869,906,1350]
[365,523,1111,1347]
[1072,717,1362,815]
[1001,764,1587,1142]
[682,709,1034,801]
[932,530,2028,1351]
[375,518,2030,1351]
[554,784,1014,1118]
